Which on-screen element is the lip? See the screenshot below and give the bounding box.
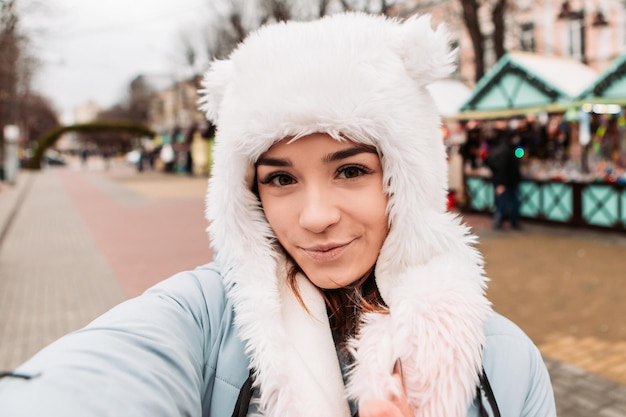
[302,241,352,263]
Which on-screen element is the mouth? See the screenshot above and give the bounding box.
[302,241,353,263]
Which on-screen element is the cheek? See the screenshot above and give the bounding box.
[373,195,389,220]
[367,198,390,249]
[259,194,291,238]
[372,209,390,246]
[357,189,389,230]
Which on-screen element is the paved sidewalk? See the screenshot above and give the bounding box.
[0,169,126,367]
[0,171,33,244]
[1,163,626,416]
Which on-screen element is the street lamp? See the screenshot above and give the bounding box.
[591,10,609,27]
[557,1,610,64]
[557,0,588,64]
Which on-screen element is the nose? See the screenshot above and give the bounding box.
[299,187,341,233]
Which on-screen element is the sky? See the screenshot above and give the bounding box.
[20,0,217,123]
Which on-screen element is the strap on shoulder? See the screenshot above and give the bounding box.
[231,369,255,417]
[0,371,39,380]
[477,366,501,417]
[232,367,500,417]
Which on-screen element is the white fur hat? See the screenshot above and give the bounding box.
[200,12,491,417]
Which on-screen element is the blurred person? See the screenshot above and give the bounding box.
[101,147,111,171]
[518,115,543,158]
[486,128,522,230]
[460,121,482,170]
[184,125,197,176]
[137,147,145,172]
[80,147,89,168]
[146,146,157,170]
[159,142,175,172]
[0,13,554,417]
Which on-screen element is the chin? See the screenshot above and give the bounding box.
[316,281,347,290]
[306,270,364,290]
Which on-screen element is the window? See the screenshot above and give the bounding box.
[520,22,536,52]
[569,19,583,59]
[561,18,583,60]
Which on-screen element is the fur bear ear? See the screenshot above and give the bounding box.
[395,14,457,87]
[199,59,235,124]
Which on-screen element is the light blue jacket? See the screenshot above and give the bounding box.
[0,263,555,416]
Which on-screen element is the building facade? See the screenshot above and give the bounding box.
[147,75,206,135]
[394,0,626,86]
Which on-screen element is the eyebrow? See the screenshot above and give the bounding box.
[255,157,291,167]
[256,146,377,167]
[323,146,378,163]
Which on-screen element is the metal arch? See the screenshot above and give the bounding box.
[25,121,155,170]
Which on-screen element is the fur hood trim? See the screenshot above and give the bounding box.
[199,12,492,417]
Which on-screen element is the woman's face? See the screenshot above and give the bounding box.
[256,133,389,289]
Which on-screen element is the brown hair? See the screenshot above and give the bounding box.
[286,261,388,345]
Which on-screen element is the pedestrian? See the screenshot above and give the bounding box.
[101,146,110,171]
[486,127,523,230]
[0,13,554,417]
[460,122,482,170]
[80,147,89,168]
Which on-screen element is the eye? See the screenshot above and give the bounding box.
[259,172,296,187]
[337,165,371,179]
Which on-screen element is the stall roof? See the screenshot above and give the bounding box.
[577,54,626,103]
[458,52,598,118]
[426,79,472,118]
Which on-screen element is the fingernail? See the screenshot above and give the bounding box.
[393,358,403,380]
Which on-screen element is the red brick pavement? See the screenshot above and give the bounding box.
[462,211,626,387]
[58,168,212,297]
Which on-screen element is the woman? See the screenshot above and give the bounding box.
[0,12,555,417]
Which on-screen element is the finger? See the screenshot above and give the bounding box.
[359,399,405,417]
[389,374,413,416]
[392,358,404,391]
[391,359,413,416]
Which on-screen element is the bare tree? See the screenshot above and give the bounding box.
[178,0,516,87]
[393,0,511,83]
[458,0,509,83]
[204,1,250,60]
[0,0,47,174]
[261,0,293,22]
[319,0,332,16]
[338,0,394,14]
[0,1,19,110]
[459,0,486,82]
[190,0,396,63]
[491,0,507,60]
[18,91,59,147]
[126,75,157,122]
[0,0,20,169]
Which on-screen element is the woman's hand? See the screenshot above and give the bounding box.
[358,360,412,417]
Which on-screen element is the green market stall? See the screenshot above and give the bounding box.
[458,51,595,118]
[571,54,626,230]
[456,52,626,231]
[578,54,626,105]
